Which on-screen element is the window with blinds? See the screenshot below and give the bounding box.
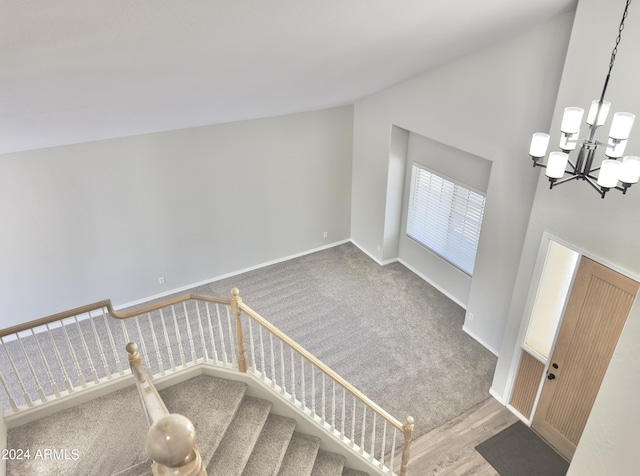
[406,164,486,275]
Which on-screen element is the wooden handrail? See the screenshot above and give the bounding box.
[0,300,112,338]
[238,297,406,433]
[0,293,231,338]
[2,288,412,474]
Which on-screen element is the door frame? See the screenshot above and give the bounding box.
[505,231,640,427]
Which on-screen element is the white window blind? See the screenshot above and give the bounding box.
[406,164,486,275]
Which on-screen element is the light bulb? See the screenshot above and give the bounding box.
[530,133,550,157]
[546,152,569,179]
[597,159,621,188]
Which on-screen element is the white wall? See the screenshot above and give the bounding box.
[490,0,640,473]
[0,107,353,326]
[351,11,574,352]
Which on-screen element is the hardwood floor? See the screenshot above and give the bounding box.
[395,397,518,475]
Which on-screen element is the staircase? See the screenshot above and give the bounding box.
[6,374,369,475]
[149,374,369,476]
[3,289,411,475]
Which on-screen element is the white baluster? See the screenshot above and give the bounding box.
[269,333,276,387]
[205,303,219,363]
[0,367,18,412]
[16,333,46,402]
[331,380,336,432]
[370,413,377,461]
[194,302,208,362]
[1,336,33,407]
[351,395,357,447]
[74,316,99,384]
[360,406,367,453]
[215,304,228,365]
[380,420,388,469]
[290,347,296,404]
[341,387,346,437]
[321,373,326,425]
[300,356,306,409]
[147,313,165,375]
[311,366,316,417]
[247,319,256,371]
[280,341,286,396]
[102,309,124,375]
[88,312,110,379]
[46,323,74,393]
[120,319,130,345]
[60,319,86,388]
[170,306,185,368]
[225,306,236,365]
[258,326,266,380]
[181,302,197,364]
[389,429,397,474]
[30,329,60,398]
[132,316,151,371]
[160,309,180,372]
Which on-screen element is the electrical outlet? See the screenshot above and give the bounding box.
[158,276,165,285]
[468,312,474,321]
[323,231,328,238]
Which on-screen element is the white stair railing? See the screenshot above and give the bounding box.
[0,289,414,475]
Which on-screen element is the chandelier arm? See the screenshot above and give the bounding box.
[551,174,581,186]
[583,175,607,198]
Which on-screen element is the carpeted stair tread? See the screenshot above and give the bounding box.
[242,414,297,475]
[341,469,369,476]
[310,449,346,475]
[206,396,273,475]
[159,374,248,465]
[277,432,321,476]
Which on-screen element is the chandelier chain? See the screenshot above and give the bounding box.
[608,0,631,75]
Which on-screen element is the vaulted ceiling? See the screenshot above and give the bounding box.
[0,0,576,154]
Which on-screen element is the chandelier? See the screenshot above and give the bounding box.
[529,0,640,198]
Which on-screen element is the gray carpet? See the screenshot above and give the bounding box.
[194,243,497,438]
[2,242,496,443]
[6,374,367,476]
[475,421,569,476]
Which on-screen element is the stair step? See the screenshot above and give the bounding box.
[277,432,321,476]
[110,458,152,476]
[341,469,370,476]
[159,374,247,465]
[207,396,273,475]
[242,414,297,475]
[311,449,346,475]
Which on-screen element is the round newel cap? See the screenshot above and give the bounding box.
[146,413,196,467]
[125,342,138,354]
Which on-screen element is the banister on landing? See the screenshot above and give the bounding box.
[0,288,414,475]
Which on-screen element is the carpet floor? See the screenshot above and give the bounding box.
[2,242,497,443]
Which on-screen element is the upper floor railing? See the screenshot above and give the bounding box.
[0,288,414,475]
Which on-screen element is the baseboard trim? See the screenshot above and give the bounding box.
[349,239,399,266]
[398,258,467,310]
[462,325,500,356]
[114,239,351,311]
[489,386,506,406]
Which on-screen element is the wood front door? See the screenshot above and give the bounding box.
[532,257,639,460]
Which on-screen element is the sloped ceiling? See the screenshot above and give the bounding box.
[0,0,576,154]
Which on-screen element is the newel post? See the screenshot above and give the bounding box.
[230,288,249,373]
[147,414,206,476]
[400,416,414,476]
[126,342,146,383]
